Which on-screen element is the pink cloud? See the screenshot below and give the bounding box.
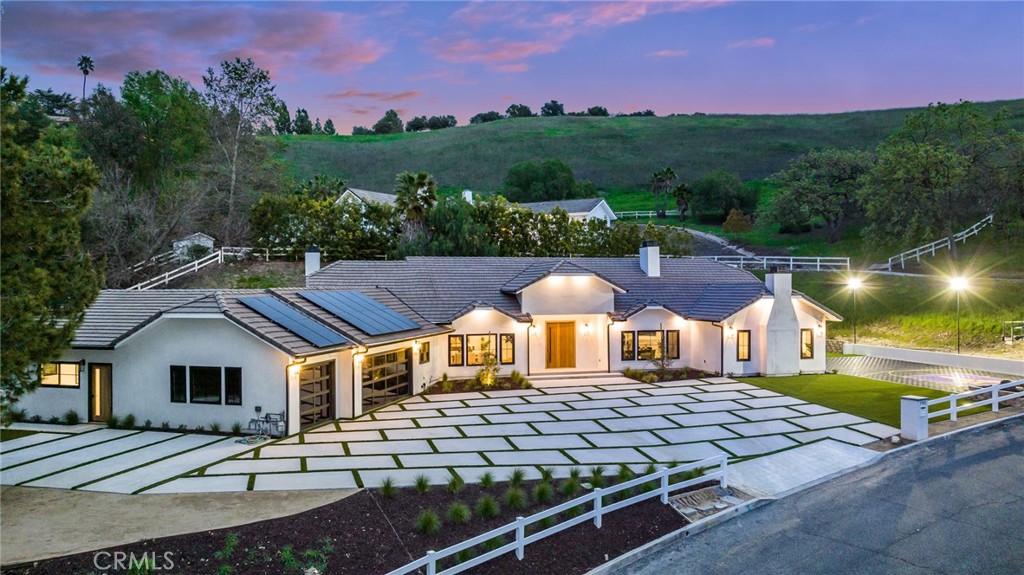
[407,69,477,86]
[329,89,422,102]
[647,49,690,59]
[796,22,832,32]
[429,37,561,65]
[495,63,531,74]
[728,37,776,49]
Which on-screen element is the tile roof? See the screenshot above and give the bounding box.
[518,198,606,215]
[345,188,398,206]
[308,256,770,323]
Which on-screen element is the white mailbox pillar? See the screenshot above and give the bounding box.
[900,395,930,441]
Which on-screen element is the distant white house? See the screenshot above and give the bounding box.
[21,242,838,436]
[172,232,215,261]
[518,198,617,223]
[337,188,398,206]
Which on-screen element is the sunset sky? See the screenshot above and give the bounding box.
[3,1,1022,133]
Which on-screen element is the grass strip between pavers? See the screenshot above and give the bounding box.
[738,373,989,428]
[14,433,186,486]
[0,429,143,471]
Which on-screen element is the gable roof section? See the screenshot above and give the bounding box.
[518,198,606,215]
[499,260,626,294]
[72,290,218,348]
[340,188,398,206]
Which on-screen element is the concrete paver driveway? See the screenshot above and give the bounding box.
[827,356,1016,392]
[1,376,898,494]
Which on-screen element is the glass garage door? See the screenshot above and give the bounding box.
[362,349,412,410]
[299,361,334,428]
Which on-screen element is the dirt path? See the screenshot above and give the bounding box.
[0,485,356,565]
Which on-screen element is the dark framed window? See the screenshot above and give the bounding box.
[666,331,680,360]
[500,334,515,365]
[637,331,663,361]
[621,331,636,361]
[39,362,80,388]
[466,334,498,366]
[189,366,222,404]
[225,367,242,406]
[800,329,814,359]
[170,365,187,403]
[419,342,431,364]
[448,335,464,366]
[737,330,751,362]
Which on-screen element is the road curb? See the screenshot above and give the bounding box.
[590,413,1024,574]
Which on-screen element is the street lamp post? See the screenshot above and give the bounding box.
[950,277,968,354]
[847,278,862,345]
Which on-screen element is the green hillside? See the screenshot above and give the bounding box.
[275,100,1024,192]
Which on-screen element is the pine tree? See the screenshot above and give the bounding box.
[292,108,312,134]
[1,69,102,420]
[323,118,336,135]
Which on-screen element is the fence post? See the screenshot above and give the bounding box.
[593,488,603,528]
[900,396,929,441]
[992,386,1000,413]
[515,516,525,560]
[426,550,436,575]
[949,395,957,422]
[718,456,728,489]
[659,467,669,504]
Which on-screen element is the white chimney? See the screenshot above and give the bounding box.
[305,245,321,276]
[765,268,800,376]
[639,240,660,277]
[462,190,474,205]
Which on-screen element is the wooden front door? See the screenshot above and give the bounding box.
[546,322,576,369]
[89,364,112,422]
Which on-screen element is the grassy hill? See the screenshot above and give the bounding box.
[275,100,1024,192]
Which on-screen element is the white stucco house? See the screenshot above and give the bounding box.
[21,242,838,436]
[518,198,617,223]
[337,188,399,206]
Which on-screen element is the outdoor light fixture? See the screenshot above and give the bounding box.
[847,277,863,344]
[949,276,969,354]
[354,353,365,365]
[412,340,421,352]
[529,323,539,335]
[582,322,592,336]
[79,359,86,372]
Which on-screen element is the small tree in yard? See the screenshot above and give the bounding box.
[475,338,499,387]
[722,209,753,234]
[373,109,404,134]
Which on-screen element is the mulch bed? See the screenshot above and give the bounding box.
[8,477,692,575]
[423,377,532,395]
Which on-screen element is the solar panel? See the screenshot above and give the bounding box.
[298,291,420,336]
[238,296,349,348]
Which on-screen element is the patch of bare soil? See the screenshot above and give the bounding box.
[7,478,690,575]
[172,260,305,289]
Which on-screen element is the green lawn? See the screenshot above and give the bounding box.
[0,428,37,442]
[738,373,985,428]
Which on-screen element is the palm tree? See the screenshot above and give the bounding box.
[300,175,347,201]
[76,55,94,100]
[650,167,676,216]
[394,171,438,239]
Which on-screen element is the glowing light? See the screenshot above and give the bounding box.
[847,277,863,291]
[529,323,539,335]
[949,276,969,292]
[582,322,592,336]
[412,340,421,352]
[354,353,365,365]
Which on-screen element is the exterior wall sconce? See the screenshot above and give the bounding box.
[816,323,825,335]
[582,322,592,336]
[79,359,87,372]
[412,340,421,352]
[529,323,539,335]
[354,353,365,365]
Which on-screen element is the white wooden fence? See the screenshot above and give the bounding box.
[900,379,1024,441]
[690,255,850,272]
[617,209,681,219]
[129,250,178,273]
[883,214,993,271]
[126,247,268,291]
[386,455,728,575]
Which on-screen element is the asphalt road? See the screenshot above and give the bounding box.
[615,416,1024,575]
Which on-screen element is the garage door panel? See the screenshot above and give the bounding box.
[300,361,334,429]
[363,348,411,409]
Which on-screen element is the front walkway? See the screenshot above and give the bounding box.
[1,377,899,494]
[827,356,1016,392]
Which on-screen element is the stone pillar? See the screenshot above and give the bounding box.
[900,395,930,441]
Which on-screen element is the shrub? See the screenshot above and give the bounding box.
[455,547,476,565]
[537,515,556,530]
[144,419,152,428]
[622,367,644,381]
[160,421,170,430]
[505,487,527,511]
[61,410,80,425]
[442,373,453,393]
[447,474,465,494]
[641,372,658,384]
[48,416,61,424]
[617,464,634,484]
[379,476,396,499]
[480,472,494,488]
[690,169,756,222]
[590,465,607,488]
[561,478,581,498]
[474,338,499,387]
[533,482,554,504]
[447,502,471,525]
[722,208,753,234]
[483,535,505,552]
[194,425,205,433]
[564,505,583,518]
[476,494,500,519]
[210,422,221,434]
[105,415,120,429]
[29,414,43,423]
[568,467,582,480]
[509,370,530,388]
[8,408,27,422]
[414,473,431,494]
[538,466,555,483]
[231,422,243,435]
[508,467,526,488]
[122,414,136,429]
[416,509,441,535]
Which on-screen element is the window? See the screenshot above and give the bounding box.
[737,330,751,362]
[500,334,515,365]
[225,367,242,406]
[666,331,680,360]
[419,342,431,364]
[39,362,80,388]
[448,335,464,366]
[637,331,663,361]
[189,366,222,404]
[800,329,814,359]
[466,334,498,366]
[170,365,187,403]
[621,331,636,361]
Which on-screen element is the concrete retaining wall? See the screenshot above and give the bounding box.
[843,343,1024,376]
